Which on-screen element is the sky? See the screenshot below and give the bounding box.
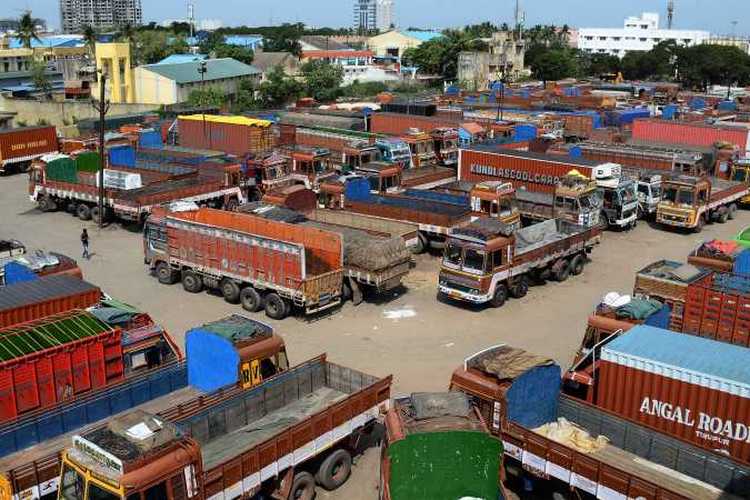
[2,0,749,35]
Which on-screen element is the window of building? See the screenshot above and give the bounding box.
[599,36,607,41]
[683,39,691,44]
[598,49,606,53]
[613,37,621,41]
[639,38,647,42]
[584,36,593,40]
[641,24,648,29]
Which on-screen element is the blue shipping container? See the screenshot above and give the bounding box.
[506,361,561,429]
[718,100,738,112]
[513,124,537,142]
[138,129,163,149]
[734,249,750,275]
[403,189,468,207]
[108,145,136,167]
[3,262,37,285]
[690,97,706,111]
[662,104,678,120]
[344,177,372,202]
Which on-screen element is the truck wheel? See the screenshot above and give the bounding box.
[570,255,585,276]
[77,204,92,221]
[90,206,108,225]
[341,280,353,302]
[38,196,56,212]
[316,449,352,491]
[265,293,288,320]
[413,232,428,254]
[490,284,508,308]
[728,204,738,220]
[156,262,177,285]
[181,271,203,293]
[220,279,241,304]
[693,215,705,233]
[289,471,315,500]
[240,287,263,312]
[718,210,729,224]
[66,201,78,214]
[224,198,239,212]
[554,259,570,282]
[509,276,529,299]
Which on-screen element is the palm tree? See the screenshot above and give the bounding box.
[82,25,97,57]
[17,11,40,49]
[118,23,136,66]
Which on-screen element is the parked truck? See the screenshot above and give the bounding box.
[144,207,344,320]
[294,126,381,172]
[459,147,638,229]
[401,129,437,168]
[568,141,705,175]
[431,128,459,167]
[438,218,601,307]
[0,315,289,500]
[321,177,472,253]
[240,203,413,304]
[657,175,748,232]
[0,240,24,260]
[29,156,245,224]
[380,392,505,500]
[0,126,58,174]
[0,250,82,286]
[376,137,412,167]
[450,344,748,499]
[53,356,390,500]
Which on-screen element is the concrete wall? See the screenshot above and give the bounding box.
[0,94,155,128]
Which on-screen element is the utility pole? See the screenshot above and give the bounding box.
[92,69,110,229]
[198,60,208,145]
[667,0,674,30]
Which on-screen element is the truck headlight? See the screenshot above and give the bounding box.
[439,279,447,286]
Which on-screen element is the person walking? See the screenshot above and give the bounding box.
[80,228,90,259]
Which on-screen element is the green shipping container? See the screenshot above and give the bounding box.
[45,158,78,183]
[76,152,101,173]
[387,431,502,500]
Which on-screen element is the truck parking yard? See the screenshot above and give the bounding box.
[3,169,750,499]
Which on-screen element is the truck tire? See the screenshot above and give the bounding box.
[224,198,239,212]
[221,279,241,304]
[570,255,585,276]
[341,280,353,302]
[316,449,352,491]
[490,284,508,308]
[729,203,738,220]
[77,204,92,221]
[509,276,529,299]
[38,196,56,212]
[240,287,263,312]
[289,471,315,500]
[693,215,705,233]
[66,201,78,214]
[718,209,729,224]
[90,206,108,225]
[156,262,178,285]
[413,232,428,254]
[181,271,203,293]
[265,293,288,320]
[554,259,570,282]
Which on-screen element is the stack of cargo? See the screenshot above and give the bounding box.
[177,115,275,155]
[633,118,750,151]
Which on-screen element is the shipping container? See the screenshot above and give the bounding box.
[177,115,275,156]
[633,119,750,151]
[597,325,750,463]
[571,142,704,173]
[0,275,101,329]
[0,126,58,173]
[0,310,123,423]
[370,113,459,136]
[563,115,594,139]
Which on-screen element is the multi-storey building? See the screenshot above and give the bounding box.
[59,0,142,33]
[578,12,709,58]
[376,0,394,31]
[354,0,377,32]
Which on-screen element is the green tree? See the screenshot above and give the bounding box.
[585,53,621,77]
[232,79,260,111]
[263,23,303,56]
[402,30,484,79]
[258,66,303,107]
[213,44,254,65]
[531,49,578,84]
[132,31,189,65]
[187,86,225,107]
[17,11,40,49]
[198,31,226,54]
[677,44,750,91]
[300,60,344,102]
[82,25,98,57]
[30,59,52,97]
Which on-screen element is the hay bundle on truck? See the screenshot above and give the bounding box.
[240,203,412,304]
[144,207,344,320]
[53,356,390,500]
[450,344,748,499]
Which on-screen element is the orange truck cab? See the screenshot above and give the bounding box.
[401,129,436,168]
[431,128,459,166]
[289,147,338,190]
[468,181,521,228]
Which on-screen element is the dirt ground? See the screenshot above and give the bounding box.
[3,172,749,499]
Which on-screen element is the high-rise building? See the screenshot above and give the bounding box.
[353,0,377,32]
[59,0,143,34]
[376,0,394,31]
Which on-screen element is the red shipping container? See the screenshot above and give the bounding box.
[0,126,58,171]
[370,113,459,135]
[459,148,596,194]
[633,119,750,151]
[0,275,101,329]
[597,325,750,463]
[0,310,124,422]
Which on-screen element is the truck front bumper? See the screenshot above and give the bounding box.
[438,285,491,304]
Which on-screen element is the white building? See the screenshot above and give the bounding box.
[376,0,394,31]
[578,12,709,58]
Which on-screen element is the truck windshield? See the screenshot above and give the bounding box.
[444,243,462,268]
[733,168,749,183]
[61,464,85,500]
[663,186,678,203]
[651,184,661,198]
[463,249,486,274]
[619,185,636,204]
[678,189,694,205]
[579,191,601,210]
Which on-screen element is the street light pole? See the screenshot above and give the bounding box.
[198,60,208,146]
[92,69,110,229]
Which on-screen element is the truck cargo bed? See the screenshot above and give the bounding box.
[515,219,587,256]
[202,386,348,470]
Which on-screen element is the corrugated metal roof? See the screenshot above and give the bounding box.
[0,275,99,312]
[602,325,750,395]
[179,114,272,128]
[398,30,444,42]
[142,58,260,84]
[155,54,207,65]
[9,35,84,49]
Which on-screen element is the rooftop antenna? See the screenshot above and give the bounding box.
[667,0,674,29]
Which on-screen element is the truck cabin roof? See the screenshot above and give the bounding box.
[73,410,184,477]
[291,146,331,161]
[663,174,707,187]
[357,161,401,176]
[402,130,431,143]
[450,218,515,245]
[390,392,486,436]
[430,127,458,138]
[471,181,515,200]
[248,152,290,168]
[343,140,377,154]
